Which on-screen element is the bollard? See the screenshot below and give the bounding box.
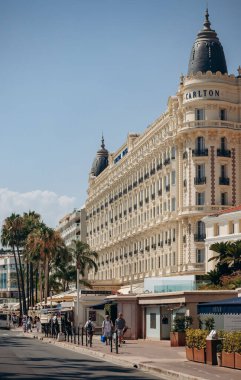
[78,327,80,345]
[110,333,113,353]
[115,331,118,354]
[81,327,84,346]
[85,329,88,346]
[74,328,76,344]
[71,330,73,343]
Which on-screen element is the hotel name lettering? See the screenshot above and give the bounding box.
[185,89,220,100]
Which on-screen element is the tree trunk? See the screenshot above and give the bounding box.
[44,256,49,305]
[26,261,29,310]
[12,246,23,316]
[39,263,42,306]
[35,270,38,304]
[16,245,27,314]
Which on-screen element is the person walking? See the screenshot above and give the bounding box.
[84,317,95,347]
[115,313,126,347]
[26,316,32,333]
[102,315,113,345]
[36,317,41,333]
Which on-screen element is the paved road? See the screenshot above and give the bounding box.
[0,330,161,380]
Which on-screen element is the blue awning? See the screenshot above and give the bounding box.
[89,300,113,310]
[198,297,241,314]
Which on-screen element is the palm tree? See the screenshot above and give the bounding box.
[209,241,232,276]
[26,224,65,305]
[68,240,98,327]
[1,213,27,315]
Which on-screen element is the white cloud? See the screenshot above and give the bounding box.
[0,188,76,229]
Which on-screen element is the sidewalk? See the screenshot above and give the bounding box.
[14,327,241,380]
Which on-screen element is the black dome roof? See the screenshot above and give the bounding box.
[90,137,109,177]
[188,9,227,75]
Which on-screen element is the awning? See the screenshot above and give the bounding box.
[198,297,241,314]
[89,300,113,310]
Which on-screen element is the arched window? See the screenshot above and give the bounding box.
[196,136,205,151]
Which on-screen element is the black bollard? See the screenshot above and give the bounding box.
[115,331,118,354]
[78,327,80,345]
[110,333,113,352]
[81,327,84,346]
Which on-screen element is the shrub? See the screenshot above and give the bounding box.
[186,329,209,350]
[172,315,193,332]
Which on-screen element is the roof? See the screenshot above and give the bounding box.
[198,297,241,314]
[206,204,241,219]
[90,136,109,177]
[188,9,227,75]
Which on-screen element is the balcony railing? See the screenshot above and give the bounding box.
[194,177,206,185]
[192,149,208,157]
[217,149,231,157]
[164,158,171,166]
[219,177,230,185]
[166,185,170,192]
[194,233,206,242]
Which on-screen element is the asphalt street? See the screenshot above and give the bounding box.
[0,330,161,380]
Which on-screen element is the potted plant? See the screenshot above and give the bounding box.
[185,328,195,361]
[193,329,208,363]
[233,331,241,369]
[221,331,235,369]
[170,315,192,347]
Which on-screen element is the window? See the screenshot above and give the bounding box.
[221,164,227,178]
[171,146,176,159]
[197,221,205,236]
[221,137,227,150]
[196,136,205,150]
[221,192,228,205]
[220,109,227,121]
[195,108,204,120]
[228,221,234,234]
[196,164,205,178]
[171,198,176,211]
[196,249,205,263]
[171,171,176,185]
[214,223,219,236]
[196,192,205,205]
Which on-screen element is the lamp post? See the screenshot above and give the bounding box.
[76,267,80,328]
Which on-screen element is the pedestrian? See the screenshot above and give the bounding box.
[26,316,32,332]
[115,313,126,346]
[102,315,113,345]
[36,317,41,333]
[22,315,27,333]
[84,317,95,347]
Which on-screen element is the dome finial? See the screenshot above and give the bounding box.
[203,7,211,30]
[101,133,105,149]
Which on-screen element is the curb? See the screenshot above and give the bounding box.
[16,332,208,380]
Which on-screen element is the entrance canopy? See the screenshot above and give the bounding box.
[90,300,113,310]
[198,297,241,314]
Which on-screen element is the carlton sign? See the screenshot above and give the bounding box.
[185,89,220,100]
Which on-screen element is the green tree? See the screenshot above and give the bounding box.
[1,213,27,315]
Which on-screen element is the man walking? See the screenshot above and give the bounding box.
[84,317,95,347]
[115,313,126,347]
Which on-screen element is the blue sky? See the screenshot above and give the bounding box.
[0,0,240,228]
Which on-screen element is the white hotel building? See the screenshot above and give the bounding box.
[85,10,241,287]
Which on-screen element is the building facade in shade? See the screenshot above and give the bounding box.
[0,251,18,304]
[203,205,241,273]
[57,207,87,247]
[85,10,241,286]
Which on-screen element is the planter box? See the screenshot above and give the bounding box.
[222,352,235,368]
[235,352,241,370]
[170,331,186,347]
[186,347,194,361]
[193,347,206,363]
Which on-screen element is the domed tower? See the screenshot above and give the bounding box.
[188,9,227,75]
[90,136,109,177]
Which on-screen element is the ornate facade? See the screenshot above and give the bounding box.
[85,10,241,286]
[57,207,86,247]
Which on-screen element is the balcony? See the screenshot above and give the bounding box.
[158,189,162,196]
[219,177,230,185]
[150,168,156,175]
[164,158,170,166]
[139,177,143,184]
[133,181,137,188]
[144,173,150,180]
[217,149,231,158]
[139,200,143,207]
[151,193,155,200]
[145,197,149,203]
[156,163,162,171]
[128,185,132,191]
[134,204,137,210]
[194,234,206,242]
[166,185,170,192]
[192,149,208,157]
[194,177,206,185]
